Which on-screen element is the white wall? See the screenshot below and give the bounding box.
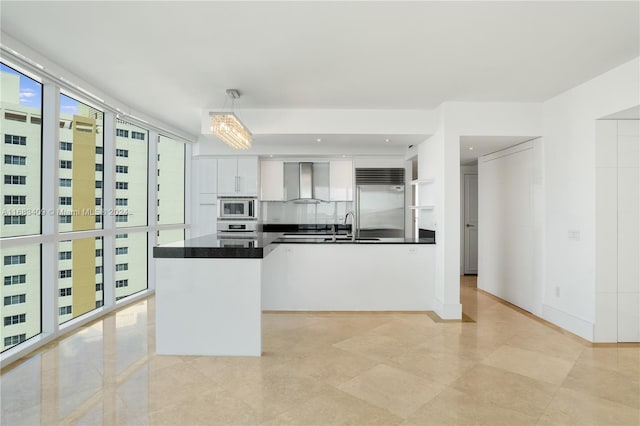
[542,57,639,341]
[478,140,544,316]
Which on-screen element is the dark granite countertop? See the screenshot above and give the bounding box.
[154,226,435,259]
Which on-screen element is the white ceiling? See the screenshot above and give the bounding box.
[1,1,638,146]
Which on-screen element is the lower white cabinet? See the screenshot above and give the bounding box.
[262,244,434,310]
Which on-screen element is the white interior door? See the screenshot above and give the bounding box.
[464,174,478,274]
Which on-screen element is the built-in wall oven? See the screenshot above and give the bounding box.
[218,197,256,220]
[216,219,258,245]
[217,220,257,235]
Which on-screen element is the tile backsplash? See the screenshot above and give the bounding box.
[261,201,354,224]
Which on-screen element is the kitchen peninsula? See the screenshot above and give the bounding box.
[153,229,435,356]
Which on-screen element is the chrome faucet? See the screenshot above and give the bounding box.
[344,210,356,241]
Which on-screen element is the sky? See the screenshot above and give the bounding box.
[1,63,79,114]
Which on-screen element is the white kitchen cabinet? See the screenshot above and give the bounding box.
[260,160,284,201]
[197,158,217,194]
[262,243,434,310]
[217,157,258,196]
[329,160,353,201]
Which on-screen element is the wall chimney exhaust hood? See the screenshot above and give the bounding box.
[284,162,330,202]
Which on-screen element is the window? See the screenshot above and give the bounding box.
[116,129,129,137]
[157,135,185,225]
[95,197,102,206]
[1,66,42,240]
[59,215,71,224]
[4,255,26,265]
[131,131,145,140]
[59,251,72,260]
[115,198,128,206]
[115,215,128,223]
[4,175,26,185]
[4,195,26,204]
[4,155,26,165]
[96,283,103,291]
[115,279,129,288]
[59,196,72,205]
[96,301,104,308]
[116,149,128,157]
[115,165,128,173]
[115,263,128,271]
[4,216,26,225]
[116,182,128,190]
[60,141,72,151]
[115,247,128,255]
[4,294,26,305]
[59,94,103,233]
[4,134,27,145]
[4,334,26,347]
[95,215,102,223]
[4,274,26,285]
[115,233,128,239]
[31,117,41,124]
[59,306,72,316]
[60,178,71,187]
[4,314,26,326]
[57,236,103,324]
[5,112,26,122]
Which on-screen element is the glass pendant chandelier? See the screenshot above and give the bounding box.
[210,89,252,150]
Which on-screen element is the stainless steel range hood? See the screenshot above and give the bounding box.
[284,162,329,202]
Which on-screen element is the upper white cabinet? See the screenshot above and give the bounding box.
[217,157,258,196]
[197,158,217,194]
[260,160,284,201]
[329,160,353,201]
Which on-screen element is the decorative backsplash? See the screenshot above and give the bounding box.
[260,201,354,225]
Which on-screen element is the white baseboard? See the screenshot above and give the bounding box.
[542,304,594,342]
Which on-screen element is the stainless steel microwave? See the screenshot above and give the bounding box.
[218,197,256,219]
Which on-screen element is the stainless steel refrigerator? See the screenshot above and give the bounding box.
[355,168,405,238]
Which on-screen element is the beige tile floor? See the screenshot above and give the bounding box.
[2,276,639,425]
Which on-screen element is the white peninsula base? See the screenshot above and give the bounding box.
[155,258,261,356]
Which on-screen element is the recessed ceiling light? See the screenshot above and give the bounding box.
[316,138,322,143]
[269,154,273,158]
[384,138,390,143]
[468,147,474,150]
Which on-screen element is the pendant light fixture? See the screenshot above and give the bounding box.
[210,89,252,150]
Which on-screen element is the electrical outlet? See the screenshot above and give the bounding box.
[555,286,560,297]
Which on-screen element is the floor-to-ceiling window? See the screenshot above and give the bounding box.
[0,58,188,357]
[1,64,43,350]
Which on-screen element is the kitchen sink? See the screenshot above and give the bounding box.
[281,233,328,239]
[323,237,380,242]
